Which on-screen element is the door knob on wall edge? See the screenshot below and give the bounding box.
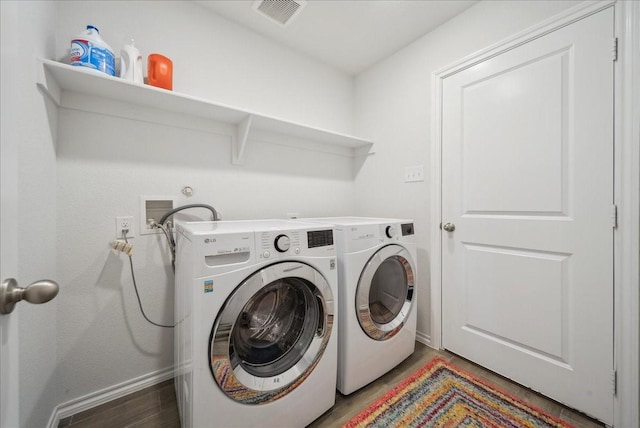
[442,223,456,232]
[0,278,59,315]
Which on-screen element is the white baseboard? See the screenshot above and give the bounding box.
[416,330,432,348]
[48,332,432,427]
[48,366,174,428]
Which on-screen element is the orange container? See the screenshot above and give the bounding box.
[147,53,173,90]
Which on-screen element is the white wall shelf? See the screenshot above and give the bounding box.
[36,58,374,164]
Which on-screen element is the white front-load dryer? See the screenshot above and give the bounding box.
[174,219,338,428]
[301,217,417,395]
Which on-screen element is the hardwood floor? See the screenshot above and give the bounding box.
[58,342,604,428]
[57,380,180,428]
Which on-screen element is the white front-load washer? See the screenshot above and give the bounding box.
[301,217,417,395]
[174,219,338,428]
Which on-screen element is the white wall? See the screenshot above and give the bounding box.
[353,0,583,342]
[1,1,59,427]
[52,0,357,408]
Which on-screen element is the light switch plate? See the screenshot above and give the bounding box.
[405,165,425,182]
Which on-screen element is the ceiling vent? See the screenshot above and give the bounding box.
[252,0,307,27]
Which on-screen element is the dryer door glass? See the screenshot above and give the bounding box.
[356,244,415,341]
[369,258,407,324]
[209,261,334,404]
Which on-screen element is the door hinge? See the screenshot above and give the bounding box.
[612,370,617,396]
[612,204,618,229]
[613,37,618,62]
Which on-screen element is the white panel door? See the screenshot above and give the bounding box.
[441,8,614,424]
[0,9,20,425]
[0,143,20,428]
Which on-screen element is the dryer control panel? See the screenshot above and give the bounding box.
[380,222,414,242]
[401,223,414,236]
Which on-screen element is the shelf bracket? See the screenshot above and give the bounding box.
[232,114,253,165]
[354,143,375,158]
[35,59,62,106]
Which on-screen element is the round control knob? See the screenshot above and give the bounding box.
[385,226,396,239]
[274,234,291,253]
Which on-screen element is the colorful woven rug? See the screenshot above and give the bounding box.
[343,356,573,428]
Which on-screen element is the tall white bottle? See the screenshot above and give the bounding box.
[119,40,144,84]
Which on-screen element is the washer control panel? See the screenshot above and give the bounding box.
[258,228,334,259]
[259,230,301,259]
[307,229,334,248]
[274,234,291,252]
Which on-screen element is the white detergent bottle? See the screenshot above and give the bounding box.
[119,40,144,84]
[70,25,115,76]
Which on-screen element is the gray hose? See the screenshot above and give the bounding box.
[158,203,219,225]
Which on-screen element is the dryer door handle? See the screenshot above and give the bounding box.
[316,295,326,337]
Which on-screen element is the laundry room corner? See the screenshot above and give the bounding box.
[5,0,636,426]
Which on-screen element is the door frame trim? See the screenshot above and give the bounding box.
[430,1,638,426]
[613,1,640,426]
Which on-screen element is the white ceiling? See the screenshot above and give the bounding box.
[196,0,478,75]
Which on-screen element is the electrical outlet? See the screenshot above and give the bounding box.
[116,216,135,238]
[404,165,425,183]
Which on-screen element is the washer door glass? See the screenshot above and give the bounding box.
[356,245,415,341]
[210,262,334,404]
